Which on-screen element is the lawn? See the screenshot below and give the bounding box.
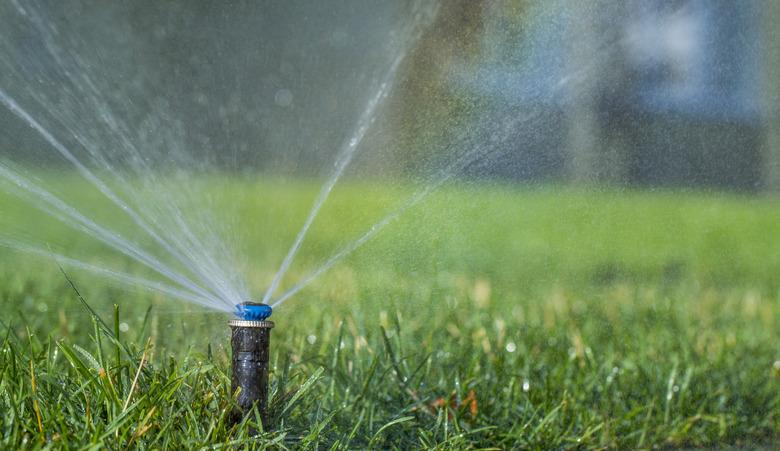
[1,177,780,448]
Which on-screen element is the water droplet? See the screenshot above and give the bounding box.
[505,342,516,353]
[274,89,293,107]
[672,385,679,392]
[306,335,316,345]
[119,322,129,332]
[522,379,530,392]
[773,360,780,370]
[37,303,48,312]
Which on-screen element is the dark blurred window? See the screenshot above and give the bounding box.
[624,0,760,122]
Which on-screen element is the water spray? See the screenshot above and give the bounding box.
[229,302,274,425]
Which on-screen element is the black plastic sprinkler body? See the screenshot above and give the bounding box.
[229,302,274,425]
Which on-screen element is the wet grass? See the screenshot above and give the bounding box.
[1,179,780,448]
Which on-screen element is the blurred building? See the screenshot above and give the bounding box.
[414,0,778,191]
[4,0,780,191]
[566,0,765,190]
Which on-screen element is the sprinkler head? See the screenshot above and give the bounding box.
[235,301,273,321]
[229,302,274,426]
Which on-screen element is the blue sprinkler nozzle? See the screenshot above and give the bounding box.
[235,302,273,321]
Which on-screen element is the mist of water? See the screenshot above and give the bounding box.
[0,237,217,308]
[0,0,620,314]
[269,45,606,306]
[0,0,246,311]
[0,0,439,313]
[0,96,231,308]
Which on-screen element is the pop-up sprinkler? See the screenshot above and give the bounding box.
[229,302,274,425]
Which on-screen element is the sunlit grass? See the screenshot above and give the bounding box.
[1,178,780,448]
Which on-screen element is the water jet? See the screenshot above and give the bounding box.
[229,302,274,425]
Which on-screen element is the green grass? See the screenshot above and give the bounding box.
[2,178,780,448]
